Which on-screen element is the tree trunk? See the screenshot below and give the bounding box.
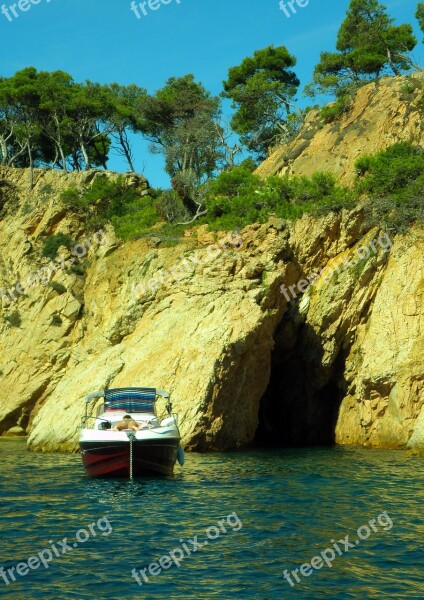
[53,114,68,171]
[27,143,34,190]
[0,136,7,165]
[58,144,67,171]
[8,142,27,166]
[51,147,59,169]
[119,131,135,171]
[387,49,400,76]
[80,141,91,170]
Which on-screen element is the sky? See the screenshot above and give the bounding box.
[0,0,422,187]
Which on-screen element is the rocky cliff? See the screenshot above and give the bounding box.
[0,76,423,453]
[256,74,424,185]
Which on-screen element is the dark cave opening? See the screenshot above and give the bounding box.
[254,307,348,448]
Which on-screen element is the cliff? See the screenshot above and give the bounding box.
[0,75,423,453]
[256,74,424,185]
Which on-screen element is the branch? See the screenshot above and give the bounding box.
[7,140,28,166]
[275,94,304,120]
[176,200,207,225]
[393,52,422,72]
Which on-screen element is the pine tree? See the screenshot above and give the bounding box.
[222,46,299,159]
[417,3,424,41]
[306,0,417,98]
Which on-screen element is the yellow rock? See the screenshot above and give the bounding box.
[0,77,423,454]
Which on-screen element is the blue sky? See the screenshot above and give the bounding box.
[1,0,422,186]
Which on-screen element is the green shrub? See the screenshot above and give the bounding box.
[57,143,423,237]
[39,183,54,198]
[238,157,259,172]
[61,176,138,217]
[356,142,424,231]
[69,263,86,276]
[320,95,352,123]
[355,142,424,196]
[362,193,424,233]
[203,167,354,230]
[399,78,422,98]
[51,314,62,326]
[206,167,262,198]
[111,196,160,240]
[400,81,416,95]
[155,190,191,224]
[61,176,160,238]
[4,310,21,328]
[21,201,33,215]
[42,233,73,259]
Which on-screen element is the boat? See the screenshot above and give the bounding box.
[79,387,184,478]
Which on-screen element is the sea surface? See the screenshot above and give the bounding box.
[0,438,423,599]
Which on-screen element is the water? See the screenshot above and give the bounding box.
[0,438,423,599]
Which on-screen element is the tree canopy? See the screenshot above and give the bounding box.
[0,69,227,203]
[417,3,424,41]
[0,68,139,172]
[134,74,227,211]
[222,45,300,159]
[0,3,422,208]
[137,75,223,183]
[306,0,417,98]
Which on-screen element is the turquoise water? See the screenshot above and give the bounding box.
[0,438,423,599]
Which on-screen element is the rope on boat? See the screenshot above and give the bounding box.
[130,435,133,480]
[127,432,136,480]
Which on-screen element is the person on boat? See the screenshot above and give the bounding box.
[112,415,140,432]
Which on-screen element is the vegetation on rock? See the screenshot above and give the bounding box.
[55,142,423,237]
[306,0,417,101]
[222,45,300,160]
[42,233,73,259]
[0,0,422,231]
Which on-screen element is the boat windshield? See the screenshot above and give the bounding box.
[96,402,157,417]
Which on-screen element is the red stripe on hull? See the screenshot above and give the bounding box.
[80,440,179,478]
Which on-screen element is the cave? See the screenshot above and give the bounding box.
[254,305,348,448]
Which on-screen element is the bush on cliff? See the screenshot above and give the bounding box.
[203,167,353,230]
[110,197,160,239]
[61,176,160,236]
[42,233,73,259]
[320,95,353,123]
[62,176,140,220]
[355,142,424,195]
[201,143,424,232]
[58,142,423,239]
[4,310,21,328]
[355,142,424,230]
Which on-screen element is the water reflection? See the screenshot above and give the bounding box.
[1,440,424,599]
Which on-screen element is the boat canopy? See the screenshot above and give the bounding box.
[85,387,170,414]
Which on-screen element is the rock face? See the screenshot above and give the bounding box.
[0,169,300,452]
[271,225,423,449]
[256,74,424,185]
[335,232,424,448]
[0,77,423,453]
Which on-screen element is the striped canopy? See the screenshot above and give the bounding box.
[104,387,157,413]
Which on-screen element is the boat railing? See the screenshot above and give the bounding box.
[83,388,174,428]
[81,414,112,428]
[102,388,172,416]
[81,410,181,430]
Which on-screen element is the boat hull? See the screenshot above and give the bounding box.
[80,438,179,478]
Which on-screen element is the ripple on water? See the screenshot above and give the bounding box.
[1,440,423,599]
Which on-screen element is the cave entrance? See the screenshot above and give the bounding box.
[254,309,347,448]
